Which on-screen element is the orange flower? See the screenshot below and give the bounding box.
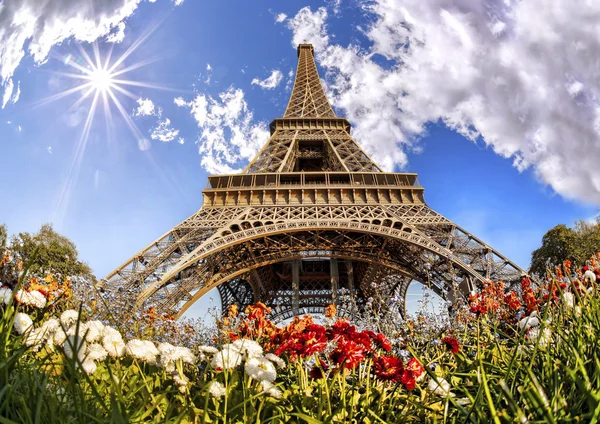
[228,304,239,318]
[324,304,337,319]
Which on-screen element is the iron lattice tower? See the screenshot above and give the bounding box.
[104,45,527,321]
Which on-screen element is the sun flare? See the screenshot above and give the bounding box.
[88,67,114,92]
[47,34,166,225]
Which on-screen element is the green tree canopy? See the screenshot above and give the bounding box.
[530,219,600,276]
[7,224,94,280]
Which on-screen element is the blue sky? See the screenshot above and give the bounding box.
[0,0,598,318]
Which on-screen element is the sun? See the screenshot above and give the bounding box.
[88,67,114,92]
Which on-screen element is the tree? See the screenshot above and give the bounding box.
[8,224,94,280]
[0,224,7,250]
[530,218,600,276]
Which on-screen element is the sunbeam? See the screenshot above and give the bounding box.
[50,35,160,227]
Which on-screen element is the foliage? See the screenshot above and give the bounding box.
[2,250,600,422]
[531,218,600,276]
[5,223,93,282]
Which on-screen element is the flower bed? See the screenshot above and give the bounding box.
[1,252,600,422]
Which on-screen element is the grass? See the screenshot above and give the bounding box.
[1,267,599,423]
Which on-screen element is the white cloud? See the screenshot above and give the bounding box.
[177,137,185,144]
[178,87,269,174]
[0,0,146,101]
[251,70,283,90]
[47,146,52,154]
[106,22,126,43]
[206,63,212,71]
[287,6,329,52]
[326,0,342,15]
[10,81,21,105]
[287,3,600,204]
[285,69,294,91]
[135,98,156,117]
[275,13,287,23]
[18,125,21,132]
[173,0,185,5]
[174,97,187,107]
[11,81,20,104]
[2,78,13,109]
[151,118,179,143]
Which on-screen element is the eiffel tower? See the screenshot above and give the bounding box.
[104,44,527,321]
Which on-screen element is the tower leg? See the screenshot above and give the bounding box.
[292,260,300,316]
[330,258,339,305]
[345,260,354,291]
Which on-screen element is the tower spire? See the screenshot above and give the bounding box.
[244,44,381,173]
[284,44,336,118]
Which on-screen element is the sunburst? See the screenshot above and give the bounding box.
[48,28,171,225]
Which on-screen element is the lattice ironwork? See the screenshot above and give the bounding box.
[102,44,530,321]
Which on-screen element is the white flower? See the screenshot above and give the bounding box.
[86,343,108,362]
[14,312,33,334]
[54,328,68,346]
[103,334,126,358]
[232,339,263,358]
[427,377,454,397]
[211,346,243,370]
[221,342,244,354]
[173,373,190,393]
[63,335,87,362]
[207,381,226,398]
[265,353,286,369]
[25,327,48,350]
[583,270,596,283]
[28,291,47,308]
[198,345,218,360]
[81,360,97,375]
[518,311,539,330]
[563,292,574,309]
[15,290,47,308]
[260,380,282,399]
[41,318,60,334]
[101,325,122,339]
[245,356,277,382]
[126,339,160,364]
[528,327,552,349]
[158,342,175,354]
[158,343,196,372]
[60,310,79,327]
[83,320,104,342]
[0,287,13,304]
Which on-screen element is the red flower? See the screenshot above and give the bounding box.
[330,340,366,369]
[441,337,460,354]
[373,333,392,352]
[373,355,404,381]
[309,358,329,379]
[405,357,424,380]
[331,319,356,339]
[350,331,373,351]
[400,370,416,390]
[299,325,328,356]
